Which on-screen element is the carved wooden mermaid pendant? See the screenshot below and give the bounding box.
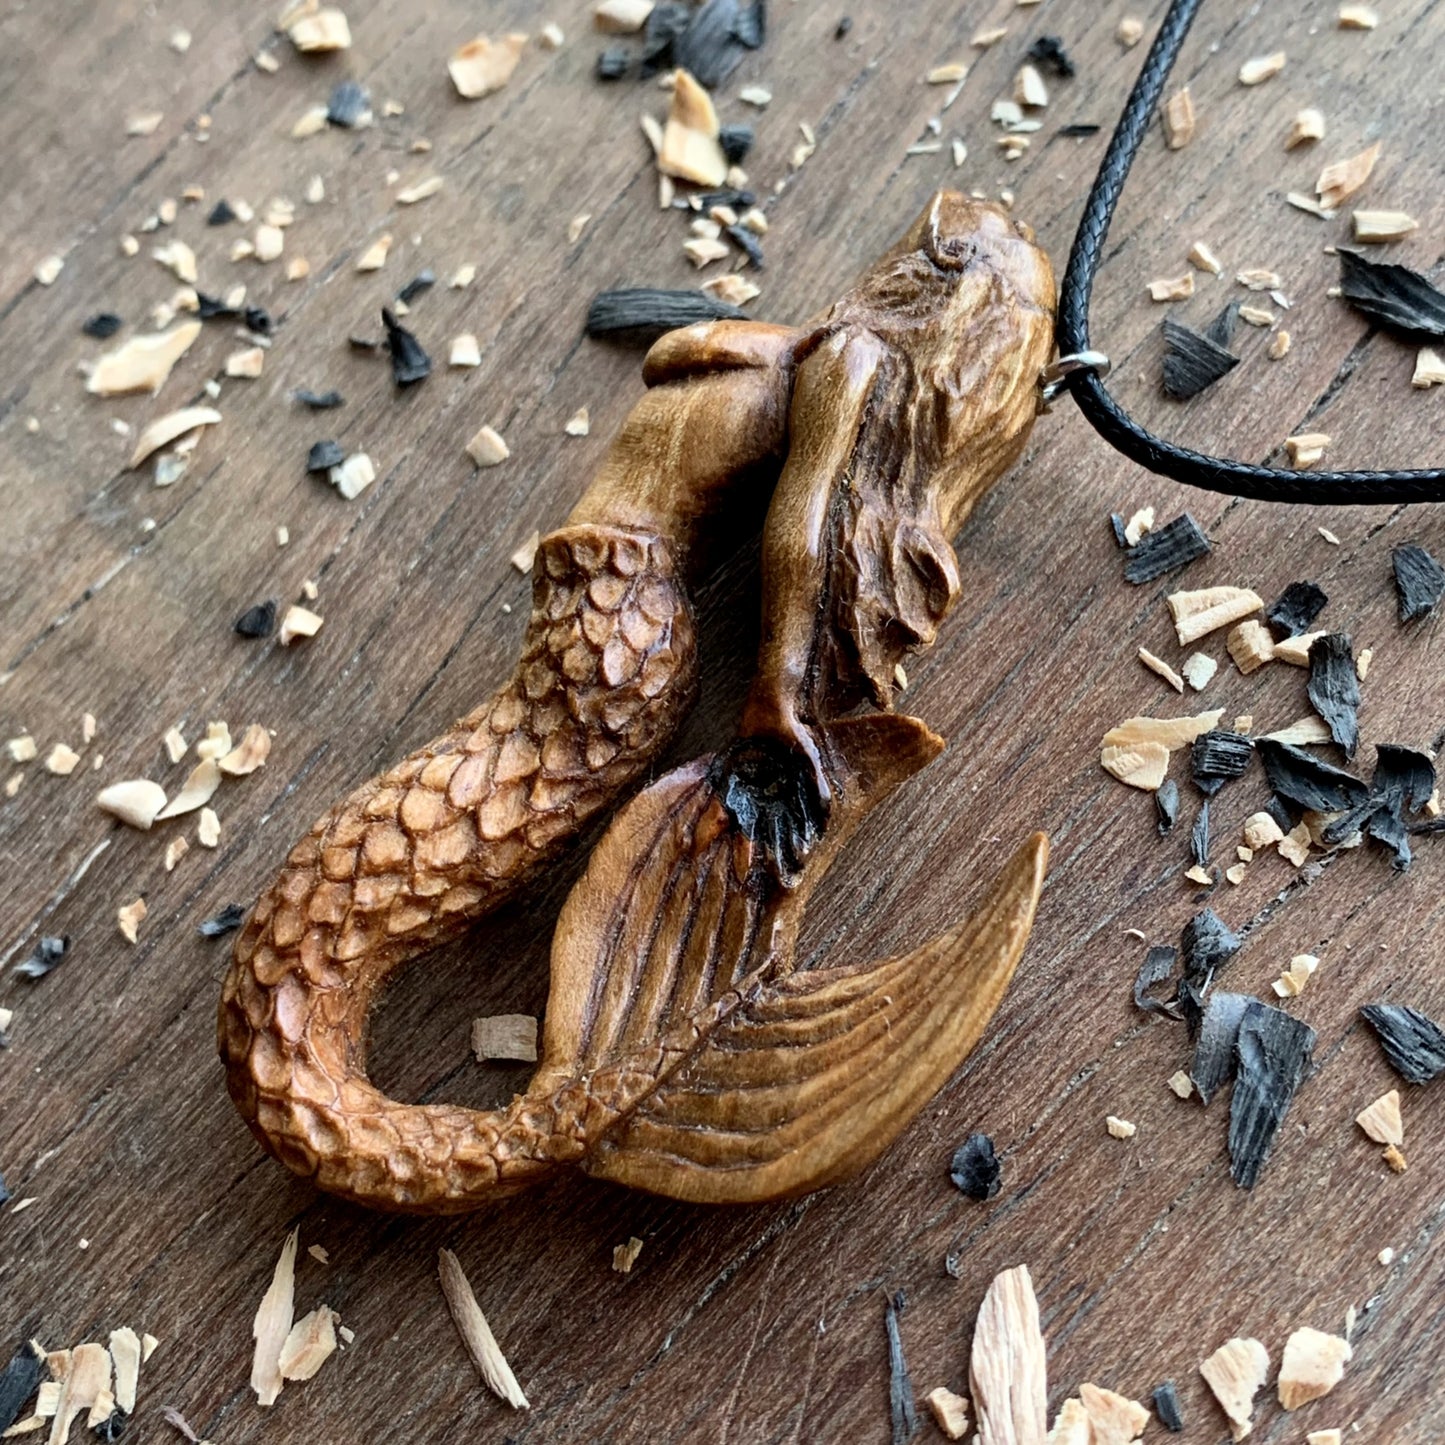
[219,192,1058,1211]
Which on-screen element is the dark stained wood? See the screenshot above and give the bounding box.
[2,0,1443,1440]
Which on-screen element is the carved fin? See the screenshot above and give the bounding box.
[580,831,1047,1203]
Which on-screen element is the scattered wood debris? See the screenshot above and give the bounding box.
[1351,209,1418,243]
[1118,16,1144,46]
[220,724,271,776]
[1162,88,1194,149]
[1238,52,1286,85]
[925,1386,969,1440]
[1356,1088,1403,1146]
[1168,587,1262,646]
[1200,1336,1269,1439]
[45,744,80,776]
[1187,240,1223,275]
[1287,107,1325,149]
[1306,633,1360,757]
[1413,347,1445,387]
[1105,1115,1136,1140]
[1101,741,1169,791]
[86,321,201,396]
[1273,953,1319,997]
[129,406,221,468]
[470,1014,538,1063]
[1075,1383,1150,1442]
[970,1266,1047,1445]
[1383,1142,1408,1172]
[1230,1003,1316,1187]
[1014,64,1048,108]
[660,69,729,186]
[1318,142,1381,209]
[1167,1070,1193,1099]
[1272,631,1326,667]
[157,758,222,819]
[1238,304,1275,328]
[595,0,653,33]
[96,779,168,829]
[467,424,510,467]
[1226,620,1274,675]
[611,1236,645,1274]
[1278,1327,1351,1409]
[330,452,376,500]
[225,346,265,378]
[1139,648,1184,693]
[1149,272,1194,302]
[251,1227,298,1406]
[278,1306,339,1382]
[198,808,221,847]
[1336,248,1445,341]
[437,1249,529,1409]
[949,1132,1001,1200]
[449,33,527,98]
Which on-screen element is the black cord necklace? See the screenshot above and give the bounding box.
[1050,0,1445,505]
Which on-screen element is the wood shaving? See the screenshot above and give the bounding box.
[44,744,80,776]
[1356,1089,1403,1146]
[1236,268,1281,291]
[1272,954,1319,998]
[278,1306,339,1381]
[467,425,510,468]
[108,1329,140,1416]
[738,85,771,107]
[1167,1070,1194,1099]
[127,112,164,137]
[96,779,168,829]
[1104,708,1225,751]
[1337,3,1378,27]
[1188,240,1223,274]
[156,758,221,819]
[927,63,968,85]
[1285,432,1331,468]
[49,1342,111,1444]
[973,26,1009,47]
[471,1013,538,1062]
[1139,648,1184,693]
[1100,741,1169,792]
[539,22,564,48]
[1226,619,1275,674]
[1351,209,1418,242]
[1078,1383,1149,1442]
[1200,1337,1269,1439]
[437,1249,529,1409]
[86,321,201,396]
[1318,526,1340,545]
[1239,304,1276,327]
[1268,330,1291,359]
[118,896,147,944]
[330,452,376,500]
[1355,646,1372,680]
[291,105,329,138]
[970,1265,1047,1445]
[1287,107,1325,149]
[153,240,197,283]
[1307,1432,1344,1445]
[1243,812,1286,850]
[1149,273,1195,302]
[594,0,653,32]
[567,212,591,243]
[219,724,271,776]
[1105,1115,1136,1139]
[1238,52,1286,85]
[1287,190,1336,218]
[1181,653,1217,691]
[196,722,232,762]
[564,407,591,437]
[926,1385,970,1439]
[251,1228,298,1406]
[449,334,482,367]
[660,70,728,187]
[1167,587,1263,646]
[1279,822,1312,867]
[198,808,221,848]
[397,176,444,205]
[1271,632,1327,668]
[129,406,220,468]
[225,347,265,379]
[1412,348,1445,388]
[279,606,323,645]
[1014,64,1048,108]
[164,836,189,872]
[611,1237,644,1274]
[1317,142,1381,209]
[1383,1143,1407,1172]
[1047,1397,1090,1444]
[1279,1327,1351,1410]
[287,7,351,51]
[1162,88,1194,149]
[355,235,392,271]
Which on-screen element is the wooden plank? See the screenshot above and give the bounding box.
[1,0,1443,1440]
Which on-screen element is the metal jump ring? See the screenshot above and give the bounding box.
[1038,350,1112,407]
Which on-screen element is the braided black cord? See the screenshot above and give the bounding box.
[1056,0,1445,505]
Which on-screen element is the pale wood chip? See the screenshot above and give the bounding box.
[278,1306,339,1381]
[1356,1089,1403,1146]
[467,425,510,467]
[290,105,329,138]
[107,1329,141,1416]
[117,897,147,944]
[1239,52,1286,85]
[1139,647,1184,693]
[539,22,564,47]
[927,62,968,85]
[449,263,476,288]
[1167,587,1262,646]
[738,85,771,107]
[1383,1143,1407,1172]
[251,1228,298,1406]
[96,779,168,830]
[6,735,37,763]
[152,240,197,284]
[156,758,221,819]
[164,836,189,872]
[397,176,444,205]
[225,346,265,378]
[1078,1382,1149,1442]
[660,69,728,186]
[611,1237,644,1274]
[1167,1069,1194,1099]
[1103,708,1225,752]
[1272,953,1319,997]
[1271,631,1327,668]
[1355,647,1373,680]
[1285,432,1331,468]
[1307,1432,1344,1445]
[127,111,164,137]
[927,1386,970,1440]
[198,807,221,848]
[702,272,761,305]
[1224,861,1247,885]
[1122,505,1154,545]
[1351,209,1418,242]
[437,1249,529,1409]
[330,452,376,500]
[1268,330,1292,359]
[1201,1337,1268,1438]
[973,26,1009,47]
[594,0,653,33]
[287,7,351,51]
[1181,653,1217,691]
[1014,64,1048,108]
[1118,16,1144,46]
[1162,87,1194,149]
[1238,304,1276,327]
[1188,240,1223,274]
[279,605,323,645]
[49,1342,111,1445]
[1243,812,1286,849]
[1287,107,1325,148]
[44,745,80,776]
[1105,1115,1136,1140]
[970,1264,1047,1445]
[1100,741,1169,792]
[196,721,232,762]
[1412,348,1445,388]
[1047,1397,1090,1445]
[564,407,591,436]
[1337,3,1378,27]
[219,724,271,776]
[1236,268,1281,291]
[1226,619,1274,674]
[1319,526,1341,545]
[86,321,201,397]
[1279,822,1312,867]
[449,333,482,367]
[1317,142,1381,209]
[355,235,392,271]
[129,406,221,468]
[1279,1327,1351,1410]
[471,1013,538,1062]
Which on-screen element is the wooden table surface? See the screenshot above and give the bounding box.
[3,0,1443,1440]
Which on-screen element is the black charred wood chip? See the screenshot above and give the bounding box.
[1264,793,1295,832]
[1257,739,1368,814]
[92,1406,128,1441]
[1108,512,1128,547]
[196,291,238,320]
[1190,802,1210,866]
[206,198,238,226]
[294,388,344,409]
[595,46,630,79]
[0,1171,7,1205]
[1341,744,1440,869]
[725,223,765,269]
[1266,580,1328,637]
[14,935,67,980]
[198,903,248,938]
[884,1291,918,1445]
[1133,945,1181,1019]
[1177,908,1242,1038]
[641,2,691,72]
[1337,248,1445,341]
[1307,633,1360,758]
[1361,1003,1445,1085]
[307,440,345,473]
[1026,34,1075,76]
[718,123,754,163]
[1162,314,1239,400]
[233,600,277,638]
[396,270,436,307]
[1057,122,1101,137]
[326,80,371,128]
[834,16,853,38]
[1229,1001,1315,1189]
[1391,543,1445,623]
[1191,730,1254,797]
[585,287,746,338]
[381,307,432,385]
[1155,778,1179,835]
[730,0,766,48]
[243,306,272,335]
[672,0,763,86]
[948,1132,1001,1200]
[1123,512,1210,584]
[1190,991,1252,1104]
[679,186,758,212]
[1153,1380,1184,1433]
[0,1339,45,1435]
[82,312,124,339]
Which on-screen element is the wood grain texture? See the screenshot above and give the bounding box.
[1,1,1443,1441]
